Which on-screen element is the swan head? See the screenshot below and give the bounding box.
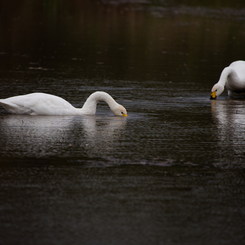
[113,104,127,117]
[210,83,224,99]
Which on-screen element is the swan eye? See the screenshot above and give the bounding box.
[121,111,127,117]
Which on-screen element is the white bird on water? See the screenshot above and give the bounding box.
[0,91,127,116]
[210,60,245,99]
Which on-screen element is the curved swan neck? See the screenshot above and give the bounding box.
[218,67,239,86]
[80,91,119,115]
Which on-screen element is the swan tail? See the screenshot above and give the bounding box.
[0,100,33,114]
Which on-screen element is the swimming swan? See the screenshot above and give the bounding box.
[210,60,245,99]
[0,91,127,116]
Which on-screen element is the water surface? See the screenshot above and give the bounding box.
[0,0,245,244]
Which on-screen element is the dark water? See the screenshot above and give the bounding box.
[0,1,245,244]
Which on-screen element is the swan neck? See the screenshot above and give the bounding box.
[218,67,238,85]
[81,91,118,115]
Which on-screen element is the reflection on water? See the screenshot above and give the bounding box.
[0,115,126,159]
[82,115,127,157]
[211,99,245,166]
[0,1,245,245]
[0,115,70,158]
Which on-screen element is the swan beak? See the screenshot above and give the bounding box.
[122,113,127,117]
[210,91,217,100]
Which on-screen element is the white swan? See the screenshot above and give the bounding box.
[0,91,127,116]
[210,60,245,99]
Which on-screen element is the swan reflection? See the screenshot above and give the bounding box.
[0,115,126,158]
[81,115,127,157]
[211,100,245,161]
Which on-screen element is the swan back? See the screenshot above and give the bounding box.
[0,93,77,115]
[230,61,245,81]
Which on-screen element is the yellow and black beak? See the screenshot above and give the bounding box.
[210,91,217,100]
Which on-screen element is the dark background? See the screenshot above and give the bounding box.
[0,1,245,244]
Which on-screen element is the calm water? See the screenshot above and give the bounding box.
[0,0,245,244]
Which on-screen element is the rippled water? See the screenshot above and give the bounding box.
[0,1,245,244]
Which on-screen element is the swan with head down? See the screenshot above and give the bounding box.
[0,91,127,116]
[210,60,245,99]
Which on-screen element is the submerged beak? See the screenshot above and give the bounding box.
[210,91,217,100]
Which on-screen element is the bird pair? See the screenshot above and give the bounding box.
[1,60,245,116]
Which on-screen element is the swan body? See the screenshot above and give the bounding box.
[0,91,127,116]
[210,60,245,99]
